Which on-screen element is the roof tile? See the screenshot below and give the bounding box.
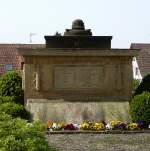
[131,43,150,77]
[0,44,45,74]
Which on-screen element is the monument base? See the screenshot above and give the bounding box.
[27,99,131,123]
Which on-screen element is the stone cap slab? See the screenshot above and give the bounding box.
[18,48,139,57]
[44,36,112,49]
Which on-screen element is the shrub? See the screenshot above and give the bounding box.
[134,74,150,96]
[0,112,12,122]
[0,71,24,104]
[130,92,150,124]
[132,79,140,92]
[0,96,17,104]
[0,115,57,151]
[0,102,30,120]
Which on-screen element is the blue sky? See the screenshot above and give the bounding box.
[0,0,150,48]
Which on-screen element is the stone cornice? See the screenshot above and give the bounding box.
[18,48,140,57]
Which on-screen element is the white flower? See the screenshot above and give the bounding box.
[52,123,57,129]
[105,123,113,130]
[78,124,82,129]
[73,124,80,129]
[148,125,150,129]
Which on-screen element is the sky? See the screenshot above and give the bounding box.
[0,0,150,48]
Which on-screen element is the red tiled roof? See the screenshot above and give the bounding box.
[131,43,150,77]
[0,44,45,74]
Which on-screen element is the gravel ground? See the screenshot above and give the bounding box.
[47,133,150,151]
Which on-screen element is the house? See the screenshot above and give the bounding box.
[131,43,150,80]
[0,44,45,75]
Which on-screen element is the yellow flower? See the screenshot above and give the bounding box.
[93,122,105,130]
[81,122,89,130]
[88,123,94,129]
[128,123,138,130]
[110,120,122,126]
[58,121,66,128]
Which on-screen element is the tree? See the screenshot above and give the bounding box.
[134,74,150,96]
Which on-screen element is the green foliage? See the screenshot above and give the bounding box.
[133,79,140,92]
[0,96,17,104]
[134,74,150,96]
[130,92,150,123]
[0,72,56,150]
[0,102,30,120]
[0,112,12,121]
[0,71,23,104]
[0,114,57,151]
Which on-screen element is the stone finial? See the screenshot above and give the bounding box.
[64,19,92,36]
[72,19,85,30]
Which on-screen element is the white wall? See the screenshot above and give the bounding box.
[132,57,142,80]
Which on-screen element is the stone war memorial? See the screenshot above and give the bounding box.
[18,19,139,123]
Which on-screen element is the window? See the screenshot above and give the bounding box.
[5,64,13,71]
[135,67,139,76]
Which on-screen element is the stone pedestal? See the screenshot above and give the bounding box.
[18,49,138,122]
[18,19,139,123]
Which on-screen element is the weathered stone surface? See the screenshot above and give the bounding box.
[64,19,92,36]
[19,48,138,57]
[54,65,103,89]
[20,52,136,122]
[21,54,135,103]
[27,99,131,123]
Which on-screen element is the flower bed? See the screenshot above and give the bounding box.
[46,120,150,132]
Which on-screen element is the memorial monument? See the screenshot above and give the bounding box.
[18,19,139,122]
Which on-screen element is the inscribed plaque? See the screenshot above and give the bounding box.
[54,65,103,89]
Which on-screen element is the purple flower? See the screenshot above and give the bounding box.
[116,123,127,130]
[136,120,147,129]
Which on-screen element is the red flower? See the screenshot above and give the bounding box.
[64,123,76,130]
